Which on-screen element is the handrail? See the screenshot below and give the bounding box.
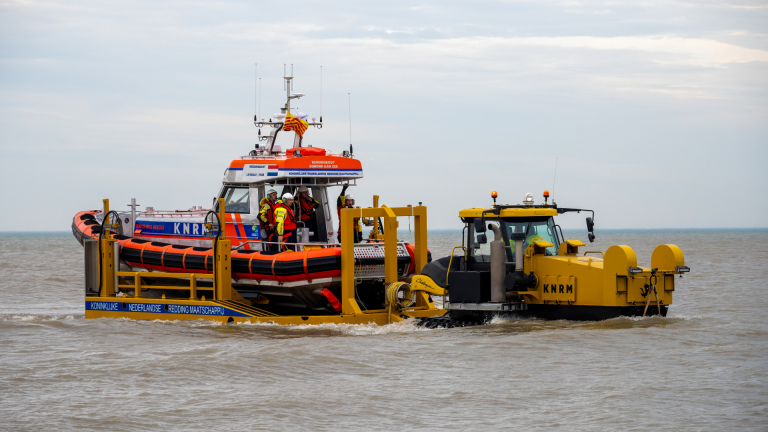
[116,271,213,278]
[235,240,411,250]
[583,251,604,259]
[235,240,331,250]
[116,271,213,299]
[446,246,467,286]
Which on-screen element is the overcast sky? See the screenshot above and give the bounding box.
[1,0,766,231]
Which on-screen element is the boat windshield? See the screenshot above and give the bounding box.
[504,217,559,259]
[219,186,250,214]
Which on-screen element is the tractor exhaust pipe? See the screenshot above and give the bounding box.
[489,224,506,302]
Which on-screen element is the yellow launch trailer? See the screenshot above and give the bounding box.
[84,199,447,325]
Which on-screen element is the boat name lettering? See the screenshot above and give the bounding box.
[127,303,164,313]
[173,223,201,235]
[543,284,573,294]
[119,303,227,315]
[248,165,266,168]
[166,305,226,315]
[135,221,205,236]
[287,171,361,176]
[136,223,166,230]
[87,301,119,311]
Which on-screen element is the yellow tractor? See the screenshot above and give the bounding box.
[414,191,690,321]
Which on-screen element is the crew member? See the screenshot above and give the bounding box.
[298,186,320,241]
[336,184,362,243]
[275,193,298,252]
[259,188,278,251]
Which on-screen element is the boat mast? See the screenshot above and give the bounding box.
[284,63,293,111]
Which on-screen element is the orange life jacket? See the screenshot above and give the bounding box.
[275,202,297,234]
[299,197,318,221]
[337,201,361,233]
[259,197,278,228]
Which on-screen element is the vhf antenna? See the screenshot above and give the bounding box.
[254,63,257,117]
[348,93,353,154]
[552,157,559,201]
[320,65,323,123]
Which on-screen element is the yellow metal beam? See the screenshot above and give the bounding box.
[99,236,116,297]
[215,198,234,301]
[371,195,380,239]
[116,271,214,279]
[413,205,427,274]
[340,207,361,315]
[340,204,430,313]
[382,205,398,283]
[459,208,558,218]
[99,199,116,298]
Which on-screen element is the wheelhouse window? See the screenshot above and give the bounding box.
[218,187,250,214]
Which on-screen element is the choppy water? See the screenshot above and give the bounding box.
[1,230,766,430]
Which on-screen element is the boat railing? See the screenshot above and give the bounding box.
[234,239,410,252]
[234,240,329,251]
[141,209,210,217]
[235,178,357,187]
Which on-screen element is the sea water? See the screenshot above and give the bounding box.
[0,230,766,430]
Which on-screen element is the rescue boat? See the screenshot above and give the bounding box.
[72,72,422,314]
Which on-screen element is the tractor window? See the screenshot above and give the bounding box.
[504,217,559,258]
[218,187,250,214]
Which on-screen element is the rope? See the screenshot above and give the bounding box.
[248,252,255,277]
[303,250,311,282]
[139,241,150,267]
[386,282,415,308]
[642,283,662,317]
[181,247,191,271]
[160,244,172,270]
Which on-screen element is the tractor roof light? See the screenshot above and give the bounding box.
[628,267,643,274]
[675,266,690,273]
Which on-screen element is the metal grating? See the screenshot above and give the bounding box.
[353,243,410,279]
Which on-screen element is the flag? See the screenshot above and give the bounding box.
[283,110,309,137]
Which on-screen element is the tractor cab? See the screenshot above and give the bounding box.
[465,212,562,265]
